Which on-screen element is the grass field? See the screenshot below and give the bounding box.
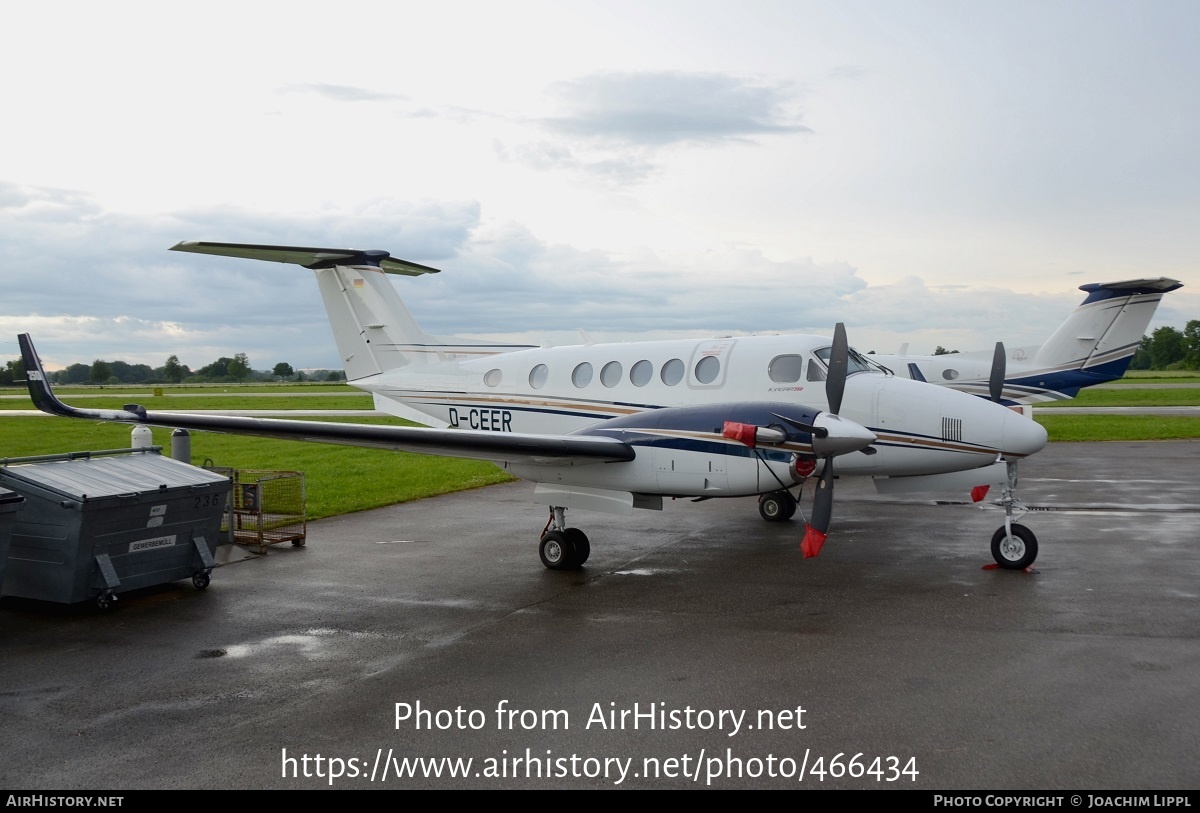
[1036,388,1200,407]
[0,375,1196,520]
[0,416,513,520]
[1033,414,1200,441]
[1119,371,1200,383]
[0,394,374,411]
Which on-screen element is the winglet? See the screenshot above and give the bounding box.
[17,334,145,423]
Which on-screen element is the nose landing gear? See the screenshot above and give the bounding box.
[988,459,1038,571]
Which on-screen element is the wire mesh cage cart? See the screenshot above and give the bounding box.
[224,469,307,554]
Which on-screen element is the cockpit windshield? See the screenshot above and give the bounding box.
[813,346,891,376]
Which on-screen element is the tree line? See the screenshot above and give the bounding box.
[0,354,346,386]
[3,321,1193,386]
[1129,322,1200,370]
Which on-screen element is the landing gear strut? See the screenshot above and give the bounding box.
[539,506,590,570]
[990,459,1038,570]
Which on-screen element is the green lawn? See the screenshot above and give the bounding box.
[2,376,1196,521]
[0,416,513,520]
[1119,371,1200,384]
[1034,414,1200,442]
[1038,388,1200,407]
[0,394,374,411]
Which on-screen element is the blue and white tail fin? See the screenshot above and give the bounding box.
[869,276,1182,404]
[170,242,532,382]
[1029,277,1182,382]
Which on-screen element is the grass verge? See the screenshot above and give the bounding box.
[1035,414,1200,442]
[0,417,514,520]
[1038,388,1200,408]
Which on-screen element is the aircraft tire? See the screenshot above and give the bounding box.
[539,530,578,570]
[990,523,1038,570]
[758,491,797,522]
[564,528,590,566]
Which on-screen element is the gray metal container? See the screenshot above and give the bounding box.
[0,448,231,608]
[0,487,24,595]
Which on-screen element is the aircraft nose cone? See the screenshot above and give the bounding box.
[1002,408,1048,457]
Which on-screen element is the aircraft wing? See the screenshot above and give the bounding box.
[16,335,633,466]
[170,241,441,277]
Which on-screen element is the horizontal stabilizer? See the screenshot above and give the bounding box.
[1079,277,1183,299]
[170,241,440,276]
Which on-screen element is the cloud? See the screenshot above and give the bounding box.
[279,83,408,103]
[499,71,810,184]
[0,185,481,369]
[829,65,870,80]
[541,72,810,145]
[495,140,659,184]
[5,184,1186,372]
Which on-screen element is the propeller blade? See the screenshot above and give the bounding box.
[989,341,1006,403]
[802,460,835,558]
[827,322,848,415]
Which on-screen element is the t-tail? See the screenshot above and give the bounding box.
[1027,277,1182,389]
[873,276,1182,403]
[169,242,533,382]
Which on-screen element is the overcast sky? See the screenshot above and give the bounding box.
[1,0,1196,372]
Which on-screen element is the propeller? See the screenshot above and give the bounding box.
[989,342,1006,404]
[972,342,1007,503]
[719,322,874,558]
[826,321,849,415]
[802,322,853,558]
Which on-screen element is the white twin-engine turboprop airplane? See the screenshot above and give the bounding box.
[18,241,1050,574]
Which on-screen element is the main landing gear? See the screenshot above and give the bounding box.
[539,506,590,570]
[989,459,1038,570]
[757,489,798,522]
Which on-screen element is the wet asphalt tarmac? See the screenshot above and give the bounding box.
[1,441,1197,790]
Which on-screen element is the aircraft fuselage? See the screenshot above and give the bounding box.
[356,333,1046,487]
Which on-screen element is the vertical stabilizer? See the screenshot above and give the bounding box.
[1031,278,1183,376]
[313,263,432,380]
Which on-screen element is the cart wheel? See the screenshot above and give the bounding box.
[291,539,306,547]
[96,591,117,611]
[192,570,211,590]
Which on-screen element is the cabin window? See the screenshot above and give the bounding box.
[807,359,827,381]
[661,358,684,386]
[529,364,549,389]
[695,355,721,384]
[601,361,622,388]
[768,354,804,383]
[572,362,593,388]
[942,369,960,380]
[484,369,502,387]
[630,360,652,387]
